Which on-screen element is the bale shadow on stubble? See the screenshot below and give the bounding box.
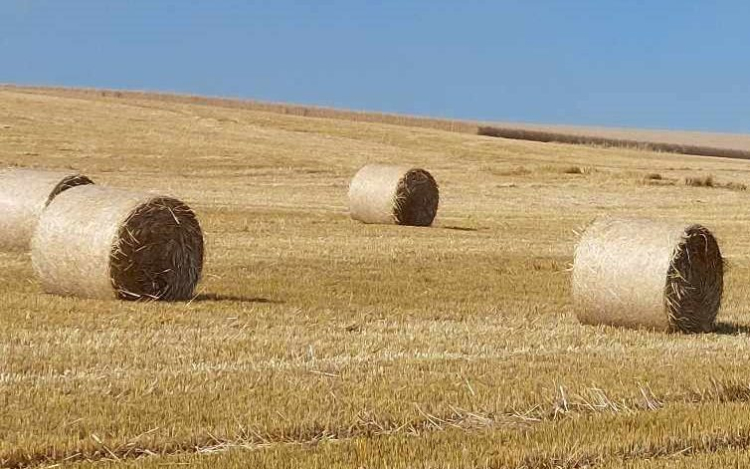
[191,293,283,304]
[439,225,480,232]
[713,321,750,335]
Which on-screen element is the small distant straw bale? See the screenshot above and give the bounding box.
[348,164,439,226]
[32,185,203,301]
[0,168,93,250]
[573,217,723,333]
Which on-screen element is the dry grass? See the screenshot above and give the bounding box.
[2,86,750,467]
[685,175,716,187]
[563,165,598,175]
[683,175,748,191]
[639,173,747,191]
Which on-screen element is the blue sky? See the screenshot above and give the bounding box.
[2,1,750,132]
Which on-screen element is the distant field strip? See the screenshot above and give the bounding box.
[478,126,750,160]
[5,84,750,159]
[0,85,478,134]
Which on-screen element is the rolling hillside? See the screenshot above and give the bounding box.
[1,86,750,468]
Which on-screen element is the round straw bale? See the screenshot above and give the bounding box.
[31,185,203,301]
[573,217,723,333]
[0,168,94,250]
[348,164,439,226]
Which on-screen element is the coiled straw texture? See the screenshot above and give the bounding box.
[348,164,439,226]
[32,185,204,301]
[0,168,93,250]
[573,217,723,333]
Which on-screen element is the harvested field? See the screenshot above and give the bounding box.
[9,84,750,156]
[2,85,750,467]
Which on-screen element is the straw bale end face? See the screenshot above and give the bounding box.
[665,224,723,332]
[349,164,439,226]
[111,197,204,301]
[32,186,204,301]
[394,169,440,226]
[573,217,723,333]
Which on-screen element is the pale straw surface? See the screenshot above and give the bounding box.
[0,168,93,250]
[573,217,723,332]
[348,164,439,226]
[31,185,203,301]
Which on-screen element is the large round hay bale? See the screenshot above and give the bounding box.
[573,217,723,332]
[0,168,94,250]
[31,185,203,301]
[348,164,439,226]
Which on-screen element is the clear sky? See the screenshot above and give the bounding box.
[2,1,750,132]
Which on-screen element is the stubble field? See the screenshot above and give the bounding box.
[2,86,750,468]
